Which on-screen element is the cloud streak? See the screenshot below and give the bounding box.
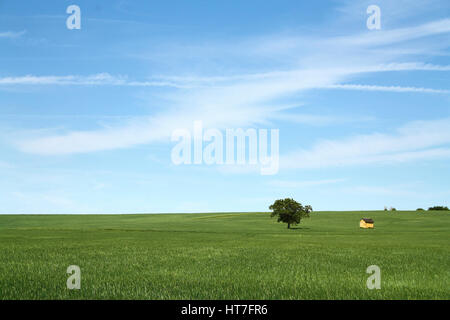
[331,18,450,47]
[324,84,450,94]
[0,73,192,88]
[0,30,26,38]
[282,118,450,169]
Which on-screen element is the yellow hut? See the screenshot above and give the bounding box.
[360,218,374,229]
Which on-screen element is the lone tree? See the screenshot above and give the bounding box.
[269,198,312,229]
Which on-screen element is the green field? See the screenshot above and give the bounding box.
[0,211,448,300]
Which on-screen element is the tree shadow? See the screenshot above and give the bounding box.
[289,227,310,230]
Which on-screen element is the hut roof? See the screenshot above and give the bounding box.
[361,218,374,223]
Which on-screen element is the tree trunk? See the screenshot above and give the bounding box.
[287,223,290,229]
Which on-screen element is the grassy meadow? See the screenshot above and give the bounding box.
[0,210,448,299]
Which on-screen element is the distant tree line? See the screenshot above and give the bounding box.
[426,206,449,211]
[385,206,449,211]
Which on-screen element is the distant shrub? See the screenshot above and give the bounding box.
[428,206,449,211]
[416,208,424,211]
[390,207,397,211]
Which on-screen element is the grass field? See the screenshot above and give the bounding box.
[0,210,448,300]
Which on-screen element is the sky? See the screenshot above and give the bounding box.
[0,0,449,213]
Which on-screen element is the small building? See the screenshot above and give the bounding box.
[360,218,374,229]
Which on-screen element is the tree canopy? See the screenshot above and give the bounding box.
[428,206,449,211]
[269,198,312,229]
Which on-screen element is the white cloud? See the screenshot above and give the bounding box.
[13,68,346,155]
[0,73,190,88]
[377,62,450,71]
[323,84,449,94]
[0,30,26,38]
[271,113,375,126]
[10,17,450,156]
[16,117,169,155]
[282,118,450,169]
[3,61,449,88]
[330,18,450,47]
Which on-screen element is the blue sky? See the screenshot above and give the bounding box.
[0,0,449,213]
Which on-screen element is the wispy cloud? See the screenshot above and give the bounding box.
[0,73,191,88]
[2,61,449,88]
[0,30,26,38]
[323,84,449,94]
[15,117,169,155]
[9,17,450,157]
[377,62,450,71]
[271,113,376,126]
[331,18,450,47]
[282,118,450,169]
